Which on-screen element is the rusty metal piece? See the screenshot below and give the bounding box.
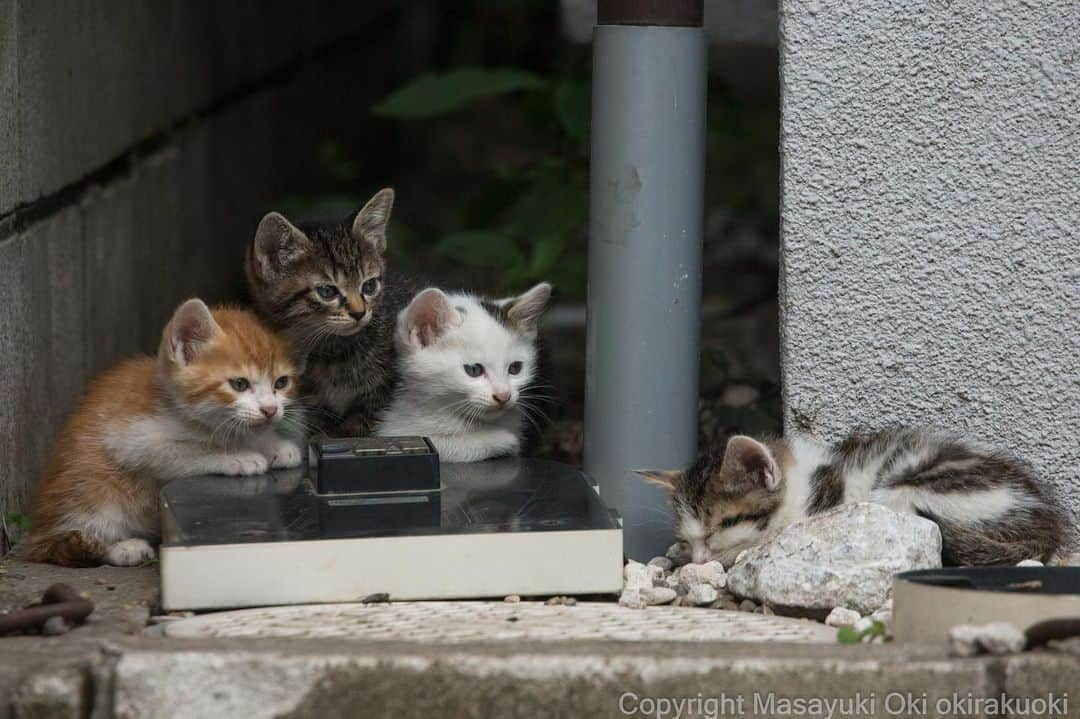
[0,583,94,635]
[1025,618,1080,649]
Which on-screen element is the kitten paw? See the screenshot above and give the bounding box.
[105,538,156,566]
[220,452,270,476]
[266,439,303,469]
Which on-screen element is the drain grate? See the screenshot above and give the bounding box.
[159,602,835,643]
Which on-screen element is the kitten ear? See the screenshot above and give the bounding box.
[504,282,552,334]
[252,212,312,279]
[166,299,222,365]
[401,288,458,349]
[721,435,782,491]
[634,469,682,493]
[351,188,394,254]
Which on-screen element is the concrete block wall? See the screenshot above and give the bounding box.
[0,1,401,528]
[779,1,1080,539]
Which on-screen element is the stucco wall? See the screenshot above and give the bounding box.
[779,1,1080,541]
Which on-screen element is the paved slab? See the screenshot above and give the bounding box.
[2,559,1079,718]
[157,601,836,644]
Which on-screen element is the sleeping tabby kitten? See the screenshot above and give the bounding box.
[246,189,412,437]
[639,428,1064,567]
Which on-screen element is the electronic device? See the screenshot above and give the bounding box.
[159,453,623,611]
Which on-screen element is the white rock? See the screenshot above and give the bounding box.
[618,586,675,609]
[623,561,660,589]
[686,584,718,606]
[677,561,727,590]
[666,542,692,566]
[726,503,942,615]
[642,586,678,605]
[1016,559,1043,567]
[648,556,674,571]
[949,622,1026,657]
[618,588,648,609]
[853,616,875,634]
[871,608,893,626]
[825,607,861,628]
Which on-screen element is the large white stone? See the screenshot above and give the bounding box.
[726,503,942,615]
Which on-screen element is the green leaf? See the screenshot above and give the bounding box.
[317,140,358,181]
[529,233,566,276]
[553,78,590,143]
[836,627,860,644]
[435,231,526,268]
[372,67,545,119]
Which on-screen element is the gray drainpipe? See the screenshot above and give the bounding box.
[585,0,707,560]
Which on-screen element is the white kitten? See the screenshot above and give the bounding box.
[375,283,551,462]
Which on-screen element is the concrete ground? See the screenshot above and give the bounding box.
[2,557,1078,719]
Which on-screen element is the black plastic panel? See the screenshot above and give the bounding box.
[161,458,618,547]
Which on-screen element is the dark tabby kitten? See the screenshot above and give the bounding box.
[639,428,1064,567]
[246,189,413,436]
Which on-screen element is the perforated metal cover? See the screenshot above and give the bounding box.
[159,602,835,643]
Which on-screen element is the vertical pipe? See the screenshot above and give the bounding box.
[585,0,706,560]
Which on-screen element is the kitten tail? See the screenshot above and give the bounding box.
[20,531,107,568]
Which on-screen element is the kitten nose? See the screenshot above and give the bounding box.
[492,390,511,404]
[349,309,366,321]
[259,404,278,419]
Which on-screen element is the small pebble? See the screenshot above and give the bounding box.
[647,556,674,571]
[949,622,1026,657]
[504,595,521,603]
[41,616,69,636]
[719,599,741,611]
[738,599,758,612]
[623,561,661,589]
[642,586,677,605]
[665,542,691,566]
[618,588,648,609]
[677,561,727,590]
[565,597,577,606]
[871,608,893,626]
[686,583,718,606]
[1016,559,1043,567]
[826,607,862,628]
[95,578,109,586]
[361,592,390,604]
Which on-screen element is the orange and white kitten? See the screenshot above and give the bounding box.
[22,299,302,567]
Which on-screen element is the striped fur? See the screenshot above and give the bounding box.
[642,427,1064,567]
[246,189,412,437]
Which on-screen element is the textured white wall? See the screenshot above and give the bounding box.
[779,1,1080,541]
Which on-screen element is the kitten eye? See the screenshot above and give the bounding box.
[315,284,339,300]
[507,361,523,375]
[463,363,484,378]
[273,376,289,390]
[229,377,250,392]
[361,277,380,295]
